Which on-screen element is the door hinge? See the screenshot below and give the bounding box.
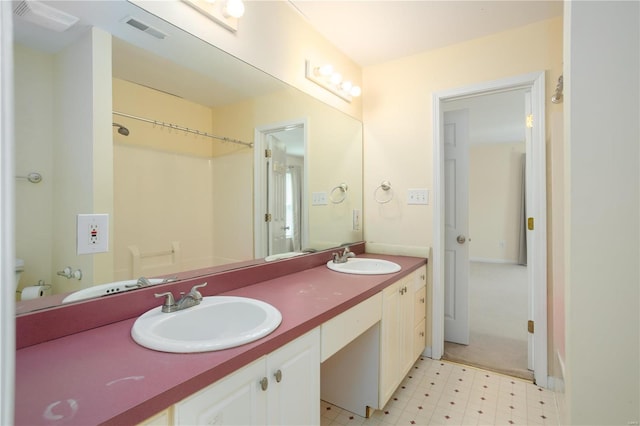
[528,320,535,334]
[526,114,534,129]
[265,149,272,158]
[528,217,534,231]
[265,213,272,222]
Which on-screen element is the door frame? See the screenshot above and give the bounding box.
[432,71,548,387]
[254,119,309,259]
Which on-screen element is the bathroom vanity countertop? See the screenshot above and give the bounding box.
[14,254,426,425]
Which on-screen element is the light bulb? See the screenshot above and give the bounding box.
[330,72,342,85]
[316,64,333,77]
[340,81,353,92]
[224,0,245,18]
[350,86,362,97]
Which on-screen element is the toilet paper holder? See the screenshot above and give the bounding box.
[16,280,52,299]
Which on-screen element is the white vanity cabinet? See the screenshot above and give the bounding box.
[173,328,320,425]
[379,273,416,407]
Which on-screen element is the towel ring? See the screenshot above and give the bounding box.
[374,181,393,204]
[329,183,348,204]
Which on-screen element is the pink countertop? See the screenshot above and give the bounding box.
[15,254,426,425]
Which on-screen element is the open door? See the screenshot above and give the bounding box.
[267,136,288,255]
[443,109,470,345]
[254,120,308,260]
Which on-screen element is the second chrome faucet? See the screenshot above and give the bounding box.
[155,282,208,313]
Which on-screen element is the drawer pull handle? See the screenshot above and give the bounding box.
[260,377,268,391]
[274,369,282,383]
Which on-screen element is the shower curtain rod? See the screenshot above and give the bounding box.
[112,111,254,148]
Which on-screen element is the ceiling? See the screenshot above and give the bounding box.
[288,1,563,66]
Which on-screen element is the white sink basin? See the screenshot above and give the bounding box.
[326,258,401,275]
[62,278,166,303]
[131,296,282,353]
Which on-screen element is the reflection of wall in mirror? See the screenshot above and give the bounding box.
[212,90,364,250]
[112,78,254,281]
[469,142,525,263]
[14,28,114,297]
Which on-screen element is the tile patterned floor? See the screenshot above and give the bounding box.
[321,357,559,426]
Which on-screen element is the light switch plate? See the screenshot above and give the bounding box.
[312,192,328,205]
[408,188,429,205]
[77,214,109,254]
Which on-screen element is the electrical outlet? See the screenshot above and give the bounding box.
[77,214,109,254]
[407,188,429,205]
[312,192,328,205]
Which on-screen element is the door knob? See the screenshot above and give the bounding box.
[456,235,466,244]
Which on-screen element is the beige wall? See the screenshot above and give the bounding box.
[14,44,55,294]
[469,143,525,263]
[362,17,563,367]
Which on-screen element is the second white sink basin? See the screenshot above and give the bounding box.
[326,258,401,275]
[131,296,282,353]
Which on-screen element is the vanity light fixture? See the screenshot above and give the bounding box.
[181,0,245,32]
[305,59,362,102]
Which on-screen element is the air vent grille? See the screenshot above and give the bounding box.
[124,17,167,40]
[13,0,79,32]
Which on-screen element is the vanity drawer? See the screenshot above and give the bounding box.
[321,293,382,362]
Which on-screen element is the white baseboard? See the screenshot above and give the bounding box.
[365,242,430,258]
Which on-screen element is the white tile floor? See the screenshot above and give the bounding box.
[321,357,559,426]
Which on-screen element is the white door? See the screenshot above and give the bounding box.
[443,109,470,345]
[267,136,288,256]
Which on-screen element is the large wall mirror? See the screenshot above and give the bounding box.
[13,1,363,314]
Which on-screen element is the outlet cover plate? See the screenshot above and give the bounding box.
[77,214,109,254]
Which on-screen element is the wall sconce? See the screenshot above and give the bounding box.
[305,60,361,102]
[182,0,245,32]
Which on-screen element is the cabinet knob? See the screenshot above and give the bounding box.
[420,297,425,304]
[274,369,283,383]
[260,377,268,391]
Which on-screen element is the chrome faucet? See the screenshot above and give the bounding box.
[126,276,178,289]
[155,282,208,313]
[332,246,356,263]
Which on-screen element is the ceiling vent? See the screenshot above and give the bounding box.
[13,0,79,32]
[123,16,168,40]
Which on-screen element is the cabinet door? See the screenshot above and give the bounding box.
[267,328,320,425]
[379,280,402,406]
[174,358,266,425]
